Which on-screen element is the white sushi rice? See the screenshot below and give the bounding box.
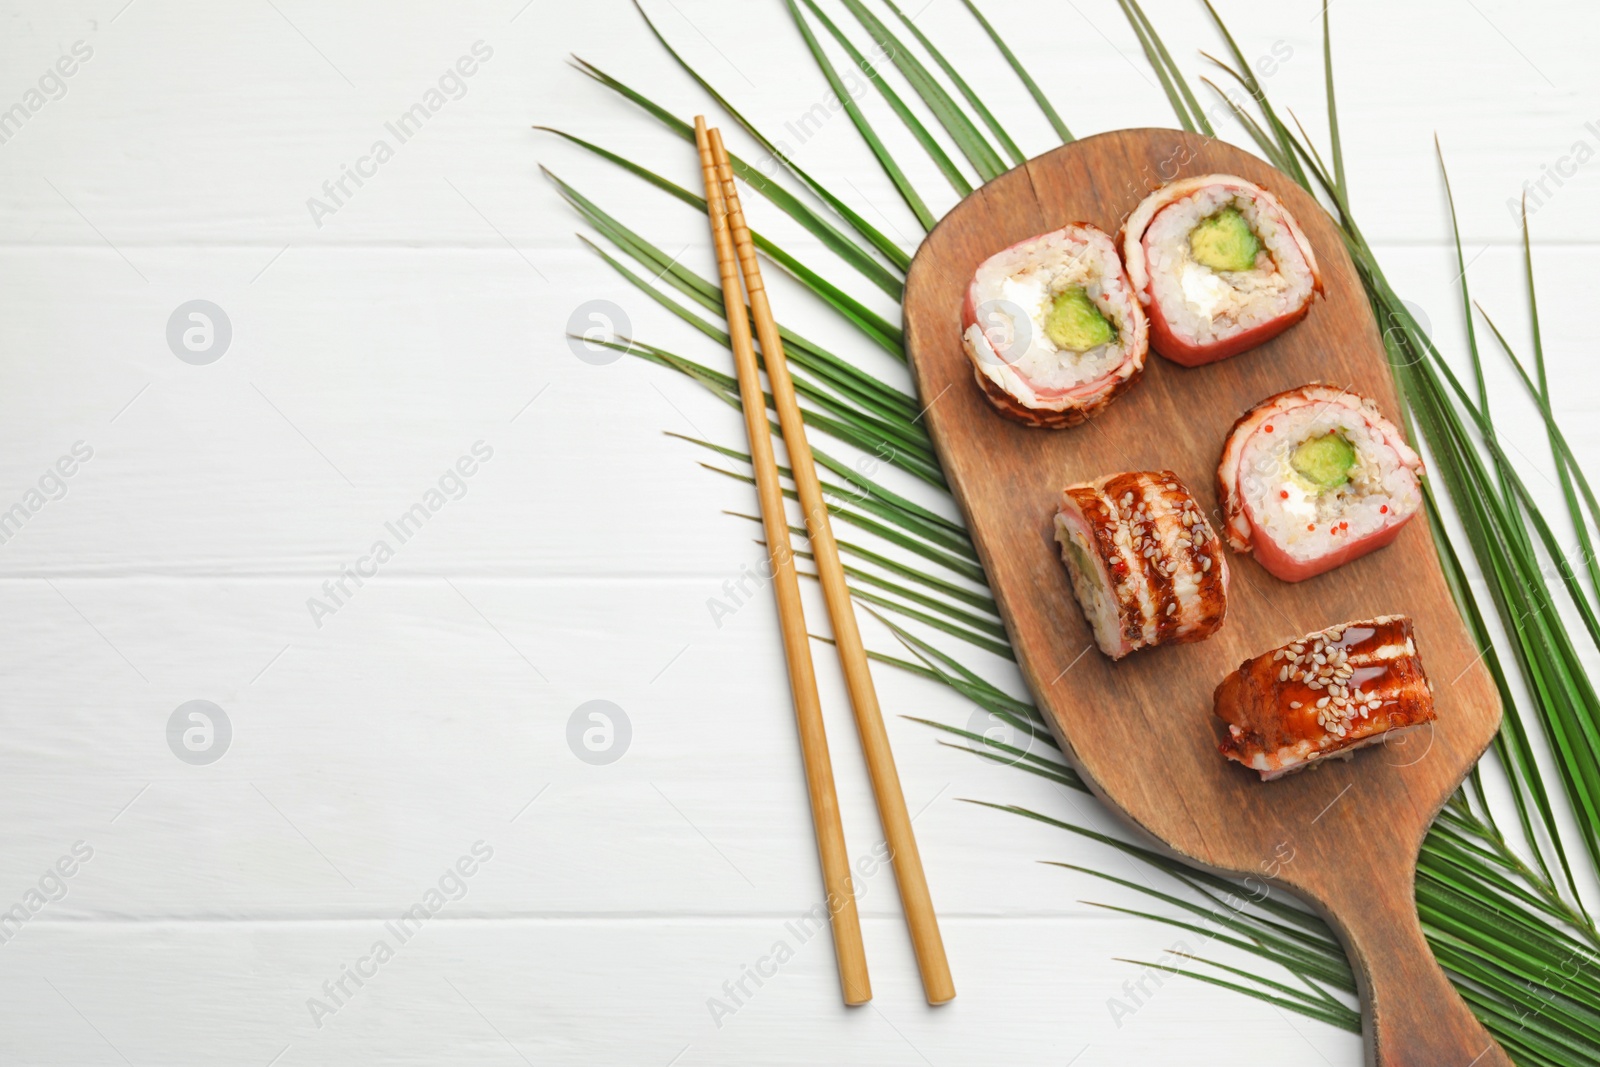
[1143,183,1316,347]
[964,226,1142,402]
[1238,403,1423,562]
[1053,520,1126,653]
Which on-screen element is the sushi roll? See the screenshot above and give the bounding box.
[1122,175,1321,366]
[962,223,1148,428]
[1218,384,1425,582]
[1215,615,1436,781]
[1053,470,1228,659]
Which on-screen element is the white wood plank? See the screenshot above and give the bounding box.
[0,574,1126,917]
[0,917,1358,1065]
[0,0,1596,249]
[0,244,1596,578]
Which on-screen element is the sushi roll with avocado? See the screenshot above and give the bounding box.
[1054,470,1228,659]
[961,223,1148,428]
[1217,385,1425,582]
[1122,175,1321,366]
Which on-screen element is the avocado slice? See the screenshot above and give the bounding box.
[1189,206,1262,272]
[1044,287,1115,352]
[1063,534,1093,575]
[1291,432,1357,489]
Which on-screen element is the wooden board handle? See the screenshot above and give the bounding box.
[1324,868,1509,1066]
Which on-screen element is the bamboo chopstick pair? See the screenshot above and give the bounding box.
[694,117,954,1008]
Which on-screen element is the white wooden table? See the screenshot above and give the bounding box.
[2,0,1595,1062]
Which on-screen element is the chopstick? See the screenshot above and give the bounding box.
[706,127,956,1006]
[694,117,872,1008]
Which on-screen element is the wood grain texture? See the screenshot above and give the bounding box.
[903,129,1507,1067]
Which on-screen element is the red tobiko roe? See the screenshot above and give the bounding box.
[1248,493,1412,581]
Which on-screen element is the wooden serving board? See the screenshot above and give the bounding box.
[903,129,1507,1066]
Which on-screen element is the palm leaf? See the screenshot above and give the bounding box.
[835,0,1006,180]
[550,2,1600,1059]
[569,56,908,290]
[538,127,905,353]
[954,0,1072,142]
[784,0,939,228]
[882,0,1026,167]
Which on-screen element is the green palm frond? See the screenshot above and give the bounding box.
[547,1,1600,1060]
[835,0,1007,180]
[881,0,1025,167]
[952,0,1073,143]
[789,0,955,220]
[568,55,909,289]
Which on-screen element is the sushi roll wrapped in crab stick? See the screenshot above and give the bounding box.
[1215,615,1436,781]
[962,223,1148,428]
[1217,384,1425,582]
[1122,175,1321,366]
[1053,470,1228,659]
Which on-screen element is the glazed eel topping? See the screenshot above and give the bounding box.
[1053,470,1229,658]
[1215,615,1437,780]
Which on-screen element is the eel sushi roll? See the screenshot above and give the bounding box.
[1053,470,1228,659]
[1122,175,1321,366]
[1218,384,1425,582]
[961,223,1148,428]
[1215,615,1436,780]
